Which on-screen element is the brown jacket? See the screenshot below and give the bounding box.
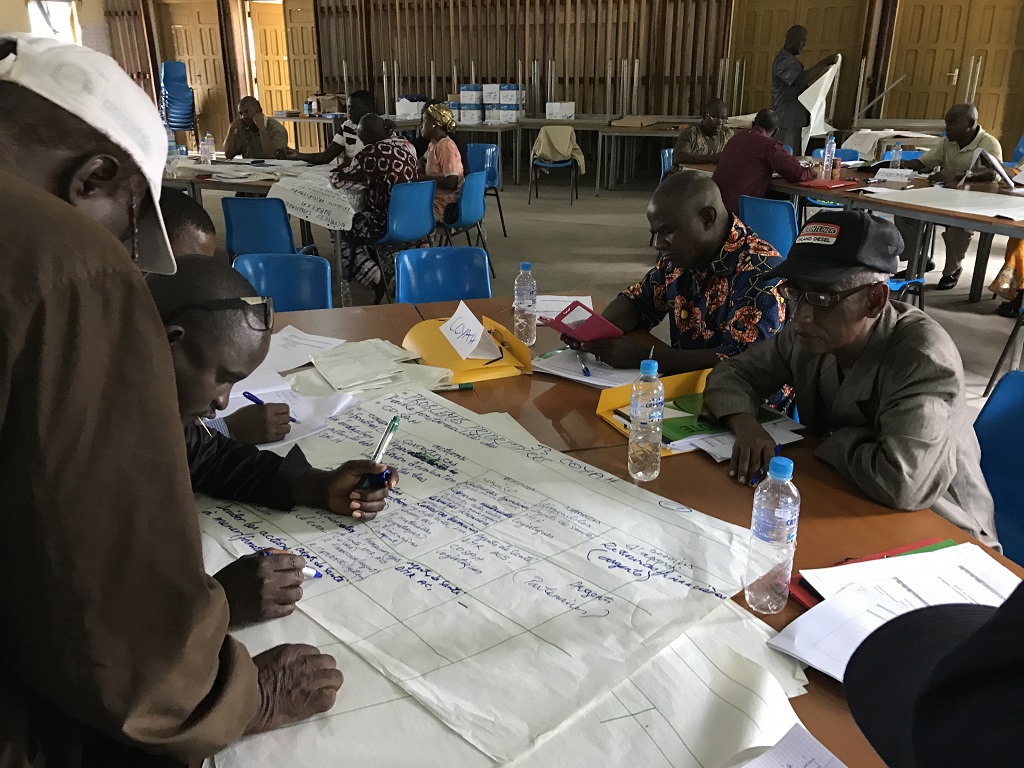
[0,170,257,766]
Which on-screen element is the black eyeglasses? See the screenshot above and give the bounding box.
[161,296,275,331]
[779,282,882,308]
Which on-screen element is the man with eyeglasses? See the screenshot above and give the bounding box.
[703,210,998,548]
[671,98,732,168]
[147,256,399,626]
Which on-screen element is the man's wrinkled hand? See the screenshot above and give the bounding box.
[247,644,343,734]
[225,403,291,445]
[579,337,648,369]
[214,552,305,627]
[727,415,777,486]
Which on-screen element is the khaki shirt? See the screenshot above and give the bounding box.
[0,170,257,766]
[918,127,1003,174]
[237,116,289,158]
[704,301,999,548]
[673,124,733,158]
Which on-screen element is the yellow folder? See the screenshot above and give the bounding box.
[403,317,533,385]
[596,369,711,457]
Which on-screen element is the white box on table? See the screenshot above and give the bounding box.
[499,104,520,123]
[499,83,520,104]
[482,84,501,103]
[545,101,576,120]
[460,103,483,125]
[459,84,483,105]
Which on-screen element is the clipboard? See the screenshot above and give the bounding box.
[539,301,623,342]
[403,317,532,384]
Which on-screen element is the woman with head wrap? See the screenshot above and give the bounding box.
[417,103,466,222]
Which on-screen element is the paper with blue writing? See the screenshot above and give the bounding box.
[440,301,501,360]
[199,389,752,762]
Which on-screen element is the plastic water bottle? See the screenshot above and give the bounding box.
[338,277,353,308]
[200,131,215,164]
[822,135,836,177]
[628,359,664,482]
[513,262,537,346]
[165,124,176,158]
[890,141,903,169]
[744,457,801,615]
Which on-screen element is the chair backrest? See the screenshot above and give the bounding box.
[737,196,799,257]
[160,61,188,85]
[221,197,297,257]
[881,149,925,161]
[782,144,793,154]
[394,247,492,304]
[975,371,1024,566]
[532,125,579,161]
[811,147,861,162]
[447,172,487,229]
[659,147,673,182]
[233,253,332,312]
[467,144,500,189]
[379,180,437,245]
[1013,133,1024,164]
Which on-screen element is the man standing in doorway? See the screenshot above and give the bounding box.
[772,25,839,154]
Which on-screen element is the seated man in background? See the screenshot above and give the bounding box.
[160,186,217,258]
[224,96,290,159]
[703,210,998,548]
[672,98,732,168]
[576,171,786,376]
[895,103,1003,290]
[333,113,418,301]
[147,256,399,627]
[712,108,813,215]
[284,89,377,166]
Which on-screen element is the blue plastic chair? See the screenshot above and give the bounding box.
[888,221,933,310]
[467,144,506,237]
[975,371,1024,565]
[737,196,798,257]
[233,253,332,312]
[1013,133,1024,164]
[528,127,580,205]
[366,180,437,302]
[659,147,674,183]
[221,197,317,258]
[881,149,925,162]
[394,247,492,304]
[440,172,494,278]
[782,144,793,155]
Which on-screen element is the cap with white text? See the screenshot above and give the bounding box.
[766,210,902,285]
[0,34,176,274]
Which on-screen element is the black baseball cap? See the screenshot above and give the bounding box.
[767,210,903,284]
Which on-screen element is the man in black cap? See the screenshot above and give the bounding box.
[703,210,998,548]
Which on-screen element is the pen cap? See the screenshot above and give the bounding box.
[767,457,794,482]
[639,359,658,377]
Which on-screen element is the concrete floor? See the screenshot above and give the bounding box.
[202,175,1016,421]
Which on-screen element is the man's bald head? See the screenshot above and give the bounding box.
[944,103,979,147]
[785,25,808,54]
[147,254,263,337]
[754,108,780,135]
[357,113,388,145]
[237,96,264,124]
[648,171,730,271]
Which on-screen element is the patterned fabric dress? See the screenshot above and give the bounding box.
[332,136,418,286]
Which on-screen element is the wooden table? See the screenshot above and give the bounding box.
[597,121,700,194]
[269,300,1020,767]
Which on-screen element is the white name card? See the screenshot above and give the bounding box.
[874,168,914,182]
[440,301,501,360]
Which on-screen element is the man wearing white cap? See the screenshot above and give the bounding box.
[0,35,341,766]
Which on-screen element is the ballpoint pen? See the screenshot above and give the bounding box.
[749,445,784,487]
[649,345,655,359]
[577,351,591,377]
[196,417,213,436]
[242,390,298,423]
[359,416,400,489]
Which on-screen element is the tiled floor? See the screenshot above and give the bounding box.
[201,176,1017,420]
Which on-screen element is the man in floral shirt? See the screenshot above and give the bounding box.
[580,170,785,374]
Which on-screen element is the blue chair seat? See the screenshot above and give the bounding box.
[533,159,574,169]
[395,247,492,304]
[975,371,1024,564]
[737,196,798,257]
[233,253,332,312]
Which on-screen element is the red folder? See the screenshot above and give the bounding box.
[539,301,623,343]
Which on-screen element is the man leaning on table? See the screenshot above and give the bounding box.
[0,35,340,766]
[224,95,290,160]
[571,171,786,377]
[703,210,998,548]
[895,103,1003,290]
[671,98,732,168]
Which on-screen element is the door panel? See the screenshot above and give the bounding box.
[963,0,1024,149]
[249,0,294,145]
[284,0,321,153]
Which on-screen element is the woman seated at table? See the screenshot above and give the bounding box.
[417,103,466,223]
[332,113,418,301]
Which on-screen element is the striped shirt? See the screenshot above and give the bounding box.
[332,119,364,160]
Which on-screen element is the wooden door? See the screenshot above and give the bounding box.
[249,0,294,144]
[731,0,797,117]
[105,0,157,101]
[284,0,320,153]
[157,0,231,147]
[884,2,970,120]
[962,0,1024,150]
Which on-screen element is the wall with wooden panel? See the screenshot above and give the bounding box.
[315,0,733,117]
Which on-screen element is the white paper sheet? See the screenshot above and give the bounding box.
[217,388,355,452]
[861,186,1024,220]
[199,389,751,762]
[533,348,641,389]
[230,360,291,398]
[266,326,345,372]
[313,339,418,391]
[268,173,365,231]
[695,423,805,463]
[733,724,846,768]
[799,56,841,140]
[534,295,593,317]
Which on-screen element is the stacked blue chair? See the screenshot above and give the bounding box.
[440,172,494,277]
[161,61,198,146]
[394,247,492,304]
[467,144,507,237]
[221,198,318,258]
[975,371,1024,565]
[737,196,798,257]
[233,253,332,312]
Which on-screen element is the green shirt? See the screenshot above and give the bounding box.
[237,117,289,159]
[918,127,1003,175]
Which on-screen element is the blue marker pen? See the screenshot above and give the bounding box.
[242,390,298,423]
[749,445,783,487]
[259,548,321,579]
[577,352,591,377]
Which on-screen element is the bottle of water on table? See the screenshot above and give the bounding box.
[513,261,537,346]
[628,359,664,482]
[822,135,836,177]
[200,131,215,164]
[165,123,176,158]
[890,141,903,169]
[744,457,800,614]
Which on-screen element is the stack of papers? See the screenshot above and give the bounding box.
[659,395,804,459]
[266,326,344,372]
[768,543,1020,681]
[533,348,640,389]
[310,339,453,395]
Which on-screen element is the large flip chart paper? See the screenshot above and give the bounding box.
[200,389,750,761]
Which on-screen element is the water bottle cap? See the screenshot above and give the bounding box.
[639,359,658,376]
[894,141,902,146]
[767,456,794,481]
[519,262,532,271]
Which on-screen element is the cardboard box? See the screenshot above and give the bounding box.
[446,102,461,122]
[316,93,346,113]
[545,101,576,120]
[395,98,422,119]
[499,83,520,104]
[484,103,501,123]
[482,83,501,103]
[499,104,520,123]
[611,115,660,127]
[460,103,483,125]
[459,84,483,105]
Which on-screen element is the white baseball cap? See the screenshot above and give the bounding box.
[0,34,176,274]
